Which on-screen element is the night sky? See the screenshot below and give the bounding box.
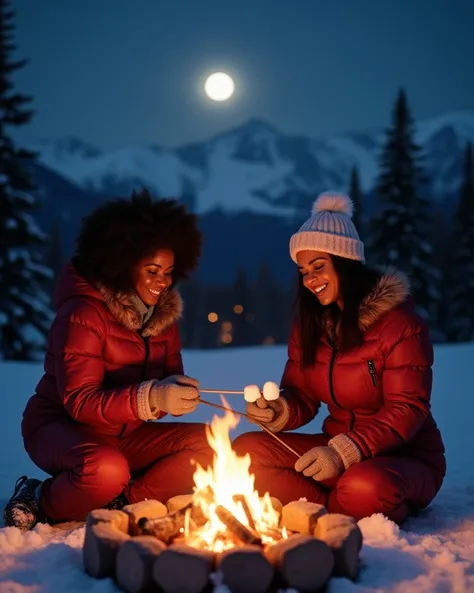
[12,0,474,150]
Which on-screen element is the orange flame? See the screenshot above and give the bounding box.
[187,397,284,551]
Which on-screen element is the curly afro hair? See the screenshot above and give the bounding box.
[74,189,202,293]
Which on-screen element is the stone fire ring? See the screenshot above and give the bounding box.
[83,495,363,593]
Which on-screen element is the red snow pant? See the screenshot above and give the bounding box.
[233,432,444,525]
[23,419,214,521]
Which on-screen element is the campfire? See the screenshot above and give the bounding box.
[141,399,287,552]
[83,401,364,593]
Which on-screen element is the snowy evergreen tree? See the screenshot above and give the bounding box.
[45,221,63,286]
[0,0,52,360]
[368,89,439,324]
[349,165,363,236]
[446,142,474,341]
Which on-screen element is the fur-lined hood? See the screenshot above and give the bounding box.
[54,262,182,337]
[358,268,410,331]
[99,286,183,337]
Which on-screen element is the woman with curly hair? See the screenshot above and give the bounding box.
[233,192,446,525]
[4,189,213,530]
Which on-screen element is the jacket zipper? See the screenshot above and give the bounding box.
[328,342,355,430]
[140,336,150,381]
[368,360,377,386]
[119,335,150,439]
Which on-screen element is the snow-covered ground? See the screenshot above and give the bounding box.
[0,343,473,592]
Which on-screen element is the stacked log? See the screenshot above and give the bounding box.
[82,496,364,592]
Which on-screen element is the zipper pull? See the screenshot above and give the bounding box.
[368,360,377,386]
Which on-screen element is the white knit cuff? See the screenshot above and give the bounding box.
[328,434,362,469]
[265,397,291,433]
[136,380,156,421]
[290,231,365,264]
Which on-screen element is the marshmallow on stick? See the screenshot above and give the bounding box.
[244,381,280,402]
[244,384,261,403]
[262,381,280,401]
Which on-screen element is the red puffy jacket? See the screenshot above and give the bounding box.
[280,270,446,475]
[21,262,184,441]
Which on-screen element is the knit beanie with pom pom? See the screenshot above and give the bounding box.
[289,191,365,263]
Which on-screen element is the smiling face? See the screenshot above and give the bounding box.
[296,250,342,308]
[131,248,175,306]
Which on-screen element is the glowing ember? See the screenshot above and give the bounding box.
[187,397,286,551]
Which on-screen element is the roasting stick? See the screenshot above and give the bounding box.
[200,389,245,395]
[198,397,300,459]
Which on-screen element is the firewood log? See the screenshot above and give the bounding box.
[314,513,363,580]
[122,499,168,535]
[153,543,214,593]
[215,505,262,546]
[83,521,130,579]
[136,502,205,543]
[216,545,274,593]
[115,536,166,593]
[265,533,334,591]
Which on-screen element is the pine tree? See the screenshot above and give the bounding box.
[446,142,474,341]
[349,165,363,236]
[0,0,52,360]
[46,221,63,285]
[368,89,439,323]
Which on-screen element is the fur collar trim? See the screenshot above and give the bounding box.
[358,268,410,331]
[98,286,182,336]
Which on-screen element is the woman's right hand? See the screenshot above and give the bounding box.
[149,375,200,416]
[246,396,288,431]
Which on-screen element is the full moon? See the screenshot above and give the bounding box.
[204,72,235,102]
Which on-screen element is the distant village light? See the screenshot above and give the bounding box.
[221,333,232,344]
[208,312,218,323]
[233,304,244,314]
[222,321,232,331]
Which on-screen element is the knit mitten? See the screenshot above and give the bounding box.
[295,446,345,481]
[246,396,290,433]
[136,375,200,419]
[328,433,363,469]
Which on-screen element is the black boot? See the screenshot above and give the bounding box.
[104,491,128,511]
[3,475,47,531]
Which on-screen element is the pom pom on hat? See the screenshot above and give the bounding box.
[312,191,354,218]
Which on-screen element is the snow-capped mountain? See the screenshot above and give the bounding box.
[28,111,474,217]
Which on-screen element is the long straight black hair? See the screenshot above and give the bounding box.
[296,255,379,368]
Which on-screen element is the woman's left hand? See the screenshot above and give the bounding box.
[295,446,345,481]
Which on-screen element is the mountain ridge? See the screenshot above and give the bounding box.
[25,110,474,217]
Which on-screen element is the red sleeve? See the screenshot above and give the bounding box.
[280,324,321,430]
[52,301,141,428]
[163,323,184,377]
[345,315,433,458]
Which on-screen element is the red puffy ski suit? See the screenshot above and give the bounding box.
[234,271,446,524]
[21,262,212,521]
